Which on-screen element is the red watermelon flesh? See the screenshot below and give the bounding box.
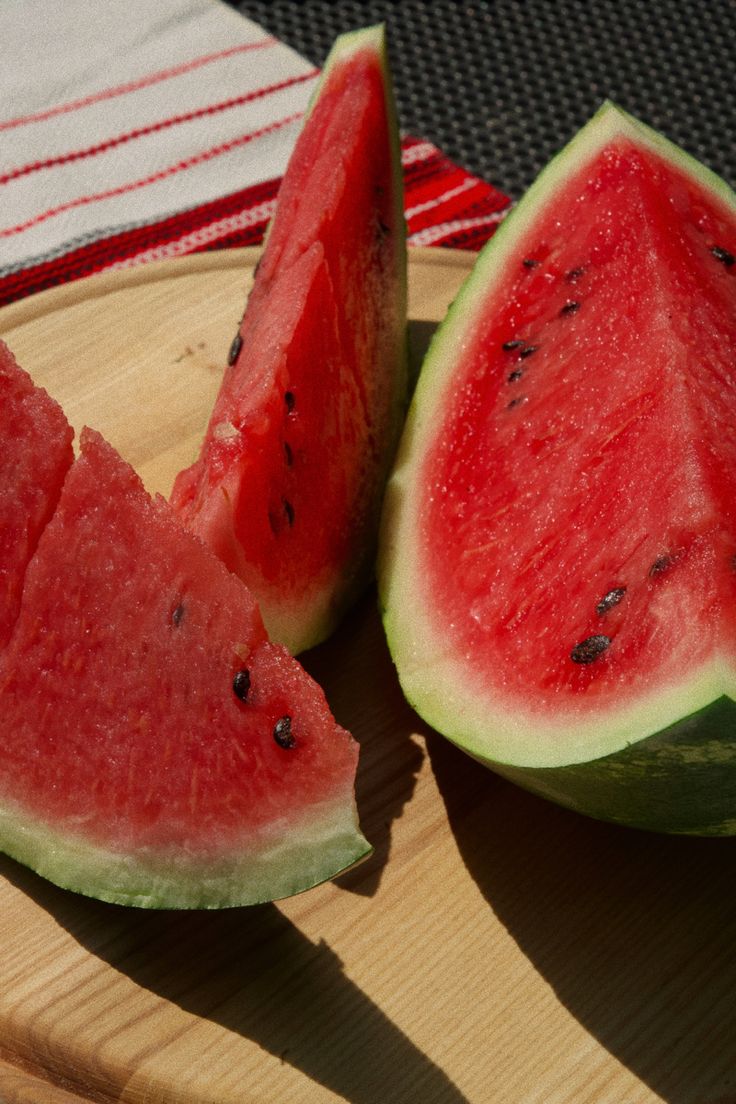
[423,134,736,711]
[171,25,406,655]
[0,341,73,649]
[0,426,369,907]
[246,32,394,313]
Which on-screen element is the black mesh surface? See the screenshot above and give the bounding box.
[230,0,735,199]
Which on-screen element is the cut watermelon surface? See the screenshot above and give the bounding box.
[0,358,369,907]
[0,343,73,649]
[171,24,407,655]
[380,104,736,834]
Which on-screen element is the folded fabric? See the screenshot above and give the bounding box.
[0,0,509,307]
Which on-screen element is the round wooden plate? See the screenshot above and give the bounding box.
[0,246,472,498]
[0,248,734,1104]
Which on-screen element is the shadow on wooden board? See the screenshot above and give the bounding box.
[302,588,425,898]
[1,856,468,1104]
[0,793,454,1101]
[427,731,736,1104]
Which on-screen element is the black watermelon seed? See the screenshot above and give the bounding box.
[502,339,525,351]
[507,369,524,382]
[571,634,611,664]
[284,441,293,466]
[595,587,626,615]
[283,499,295,526]
[522,258,540,268]
[519,345,539,359]
[233,669,251,702]
[565,266,586,282]
[172,602,185,627]
[711,245,735,267]
[273,715,296,748]
[378,218,390,237]
[649,554,675,577]
[507,396,526,409]
[560,300,581,315]
[227,333,242,366]
[284,390,295,412]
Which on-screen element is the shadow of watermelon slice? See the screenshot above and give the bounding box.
[0,853,470,1103]
[427,729,736,1102]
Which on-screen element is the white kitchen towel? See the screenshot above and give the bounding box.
[0,0,509,305]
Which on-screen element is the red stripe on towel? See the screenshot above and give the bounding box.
[0,113,302,240]
[0,39,279,131]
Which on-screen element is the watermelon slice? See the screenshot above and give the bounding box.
[0,342,73,649]
[0,412,369,907]
[170,24,407,655]
[379,103,736,835]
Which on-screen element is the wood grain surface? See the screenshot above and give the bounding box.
[1,248,735,1104]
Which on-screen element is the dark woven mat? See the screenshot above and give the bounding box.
[231,0,735,199]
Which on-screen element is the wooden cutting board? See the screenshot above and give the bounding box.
[0,247,735,1104]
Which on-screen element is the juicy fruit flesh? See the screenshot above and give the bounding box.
[175,244,375,593]
[421,139,736,716]
[0,344,73,649]
[171,41,403,649]
[0,429,361,857]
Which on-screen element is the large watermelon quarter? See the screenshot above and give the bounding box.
[0,408,369,907]
[171,24,407,655]
[379,103,736,835]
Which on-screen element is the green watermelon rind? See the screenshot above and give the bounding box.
[378,102,736,835]
[0,794,369,908]
[493,696,736,836]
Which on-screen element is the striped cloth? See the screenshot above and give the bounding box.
[0,0,509,308]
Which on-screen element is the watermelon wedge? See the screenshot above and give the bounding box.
[171,24,407,655]
[0,363,369,906]
[379,103,736,835]
[0,343,73,649]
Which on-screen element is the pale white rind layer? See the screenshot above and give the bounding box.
[0,795,370,908]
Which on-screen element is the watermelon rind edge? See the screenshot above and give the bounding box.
[493,695,736,836]
[377,103,736,834]
[0,795,371,909]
